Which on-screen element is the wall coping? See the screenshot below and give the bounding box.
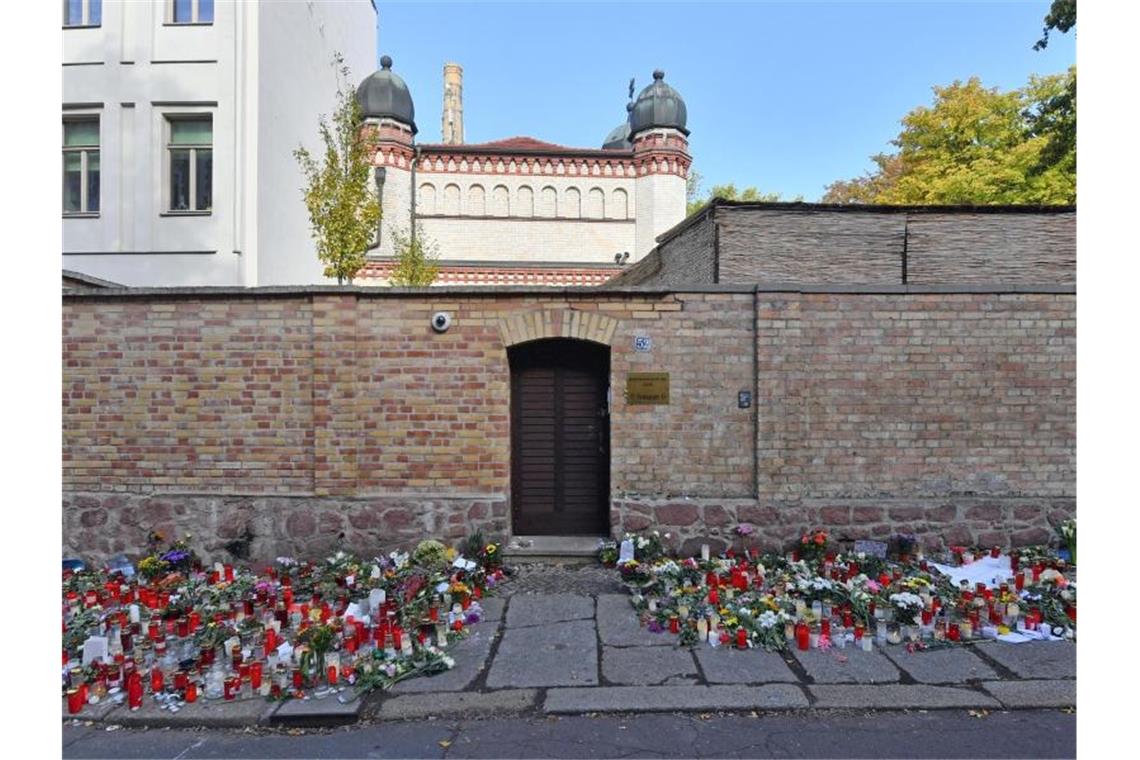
[62,283,1076,301]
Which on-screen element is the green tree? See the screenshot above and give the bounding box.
[1033,0,1076,51]
[387,228,440,287]
[687,181,802,216]
[822,74,1075,205]
[293,54,381,284]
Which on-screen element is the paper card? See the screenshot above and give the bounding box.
[344,602,364,621]
[369,589,386,611]
[82,636,109,666]
[853,540,888,558]
[618,540,635,564]
[276,642,293,662]
[345,574,355,588]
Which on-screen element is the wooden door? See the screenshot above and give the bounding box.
[510,339,610,535]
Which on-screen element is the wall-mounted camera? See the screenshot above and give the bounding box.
[431,312,452,332]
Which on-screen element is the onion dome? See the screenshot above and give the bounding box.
[602,103,634,149]
[356,55,417,133]
[629,69,688,136]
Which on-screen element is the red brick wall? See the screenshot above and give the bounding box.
[62,287,1075,561]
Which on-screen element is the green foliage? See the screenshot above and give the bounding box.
[413,539,449,571]
[294,53,381,284]
[822,73,1076,205]
[1033,0,1076,51]
[686,181,803,216]
[387,228,440,287]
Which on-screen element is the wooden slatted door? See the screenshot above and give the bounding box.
[510,339,610,535]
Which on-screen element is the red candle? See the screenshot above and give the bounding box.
[223,677,237,701]
[1015,572,1025,591]
[392,626,403,650]
[345,635,358,653]
[283,587,294,606]
[174,670,189,691]
[842,611,853,628]
[474,586,483,599]
[820,619,830,638]
[948,623,960,641]
[991,546,1001,559]
[461,595,471,611]
[708,589,719,606]
[177,618,189,638]
[224,565,235,582]
[853,623,864,640]
[1009,552,1020,572]
[327,665,339,685]
[669,617,680,634]
[150,667,163,694]
[148,621,160,641]
[796,622,810,651]
[921,609,933,626]
[1033,564,1043,582]
[128,673,143,710]
[67,688,83,715]
[250,662,263,690]
[292,669,303,689]
[354,620,365,641]
[264,628,277,654]
[185,681,197,703]
[736,629,748,649]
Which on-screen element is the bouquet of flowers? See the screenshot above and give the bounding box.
[888,591,924,625]
[797,529,829,563]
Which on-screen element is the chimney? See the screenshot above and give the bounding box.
[442,62,464,144]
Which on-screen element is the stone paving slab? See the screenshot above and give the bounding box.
[791,647,902,684]
[379,689,538,720]
[981,679,1076,708]
[596,594,674,647]
[974,641,1076,679]
[390,629,499,694]
[694,646,799,684]
[62,696,123,723]
[602,646,699,686]
[544,684,809,714]
[809,684,1001,710]
[110,695,278,728]
[505,594,594,627]
[479,596,506,623]
[881,645,1000,684]
[486,619,598,688]
[270,690,365,726]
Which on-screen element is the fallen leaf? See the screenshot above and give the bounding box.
[968,709,989,719]
[438,740,452,748]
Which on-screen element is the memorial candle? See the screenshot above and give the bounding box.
[67,689,83,715]
[127,673,143,710]
[150,667,163,694]
[736,628,748,649]
[796,622,810,651]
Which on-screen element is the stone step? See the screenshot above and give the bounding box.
[503,535,605,563]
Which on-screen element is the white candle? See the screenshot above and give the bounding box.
[129,604,140,624]
[861,634,873,652]
[697,619,708,640]
[701,544,710,562]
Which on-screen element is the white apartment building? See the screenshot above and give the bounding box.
[62,0,377,286]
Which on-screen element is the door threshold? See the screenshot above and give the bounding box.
[505,535,607,558]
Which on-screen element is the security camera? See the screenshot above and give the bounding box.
[431,312,452,332]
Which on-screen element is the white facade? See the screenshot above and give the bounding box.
[62,0,377,286]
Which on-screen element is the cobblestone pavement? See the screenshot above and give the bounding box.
[498,562,624,596]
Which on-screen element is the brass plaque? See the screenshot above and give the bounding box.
[626,372,670,405]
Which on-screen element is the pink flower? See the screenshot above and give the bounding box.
[867,580,881,593]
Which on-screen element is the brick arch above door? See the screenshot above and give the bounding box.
[497,309,620,348]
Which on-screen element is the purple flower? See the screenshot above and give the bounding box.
[647,619,664,634]
[161,549,190,564]
[735,523,755,537]
[465,612,481,625]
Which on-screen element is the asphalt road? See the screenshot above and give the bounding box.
[63,709,1075,759]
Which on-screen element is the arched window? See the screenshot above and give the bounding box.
[586,187,605,219]
[418,183,437,215]
[443,183,461,215]
[538,186,557,217]
[468,184,486,216]
[492,185,510,216]
[611,188,629,220]
[517,186,534,217]
[563,187,581,218]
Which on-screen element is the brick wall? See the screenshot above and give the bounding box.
[624,203,1076,287]
[63,285,1075,562]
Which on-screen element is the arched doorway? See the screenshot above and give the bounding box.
[509,339,610,535]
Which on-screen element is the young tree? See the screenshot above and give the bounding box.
[387,228,440,287]
[293,54,381,284]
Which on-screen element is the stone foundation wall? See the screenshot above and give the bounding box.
[63,491,509,565]
[611,498,1076,557]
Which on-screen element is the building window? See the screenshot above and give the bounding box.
[63,118,99,216]
[64,0,101,27]
[170,0,214,24]
[167,117,212,213]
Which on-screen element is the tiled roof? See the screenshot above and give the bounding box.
[358,261,621,287]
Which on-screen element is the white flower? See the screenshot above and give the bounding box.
[757,610,780,628]
[889,592,924,612]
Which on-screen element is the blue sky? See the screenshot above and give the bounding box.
[374,1,1075,201]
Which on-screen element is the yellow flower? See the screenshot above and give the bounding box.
[485,544,497,555]
[308,608,322,623]
[445,548,458,561]
[725,617,739,626]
